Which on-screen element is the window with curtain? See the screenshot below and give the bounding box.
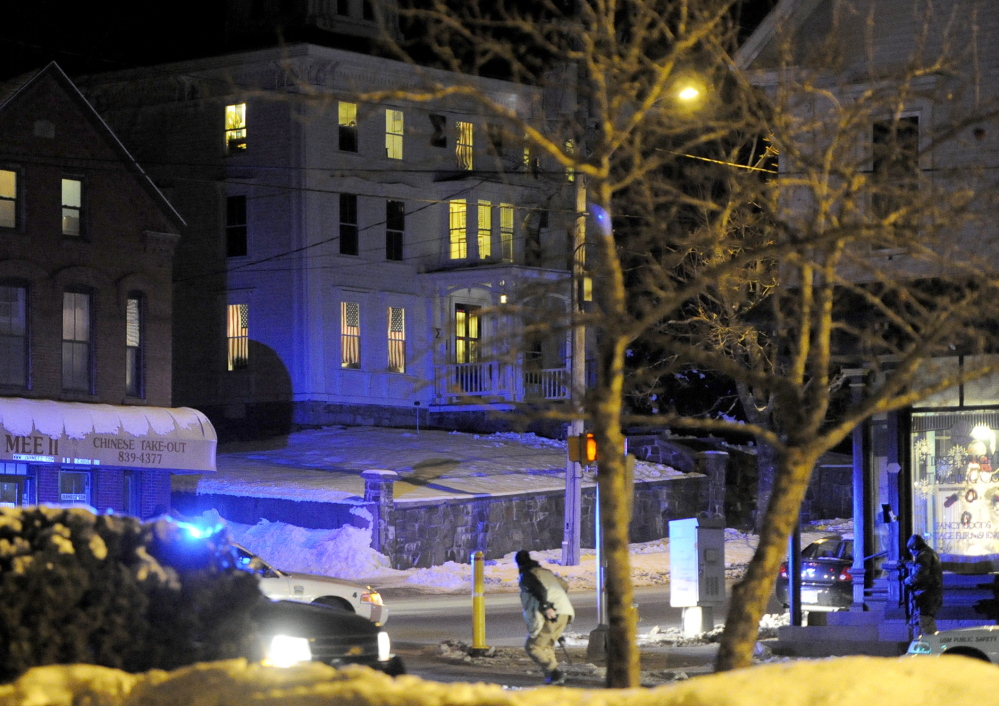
[125,294,143,397]
[62,290,91,391]
[477,200,491,259]
[341,302,361,369]
[227,303,249,371]
[449,199,467,259]
[387,307,405,373]
[456,121,473,170]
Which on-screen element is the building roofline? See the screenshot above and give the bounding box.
[0,62,186,230]
[734,0,825,70]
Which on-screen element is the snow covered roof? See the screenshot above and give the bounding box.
[0,398,214,440]
[0,398,216,473]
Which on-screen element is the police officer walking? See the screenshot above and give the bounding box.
[904,534,943,638]
[515,550,575,686]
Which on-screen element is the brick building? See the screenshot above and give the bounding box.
[0,63,216,515]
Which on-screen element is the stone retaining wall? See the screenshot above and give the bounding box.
[172,474,707,570]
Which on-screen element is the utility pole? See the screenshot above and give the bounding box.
[562,172,587,566]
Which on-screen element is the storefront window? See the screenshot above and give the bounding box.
[59,470,91,506]
[912,410,999,569]
[0,464,32,506]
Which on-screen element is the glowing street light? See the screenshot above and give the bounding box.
[677,85,701,101]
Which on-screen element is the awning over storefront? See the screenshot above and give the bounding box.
[0,398,216,474]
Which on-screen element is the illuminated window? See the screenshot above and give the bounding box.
[565,139,575,183]
[341,301,361,369]
[339,102,358,152]
[387,307,405,373]
[385,109,404,159]
[62,290,91,391]
[226,195,247,257]
[227,303,249,371]
[456,121,473,170]
[449,199,467,259]
[477,200,491,259]
[225,103,247,154]
[386,200,404,261]
[0,284,27,387]
[126,294,143,397]
[340,193,358,255]
[0,170,16,229]
[500,204,514,262]
[454,304,480,364]
[61,178,81,236]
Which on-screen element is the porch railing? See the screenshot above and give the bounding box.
[523,368,570,400]
[435,363,569,403]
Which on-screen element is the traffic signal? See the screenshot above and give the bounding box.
[567,433,597,463]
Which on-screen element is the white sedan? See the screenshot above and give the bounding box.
[908,626,999,661]
[233,544,389,625]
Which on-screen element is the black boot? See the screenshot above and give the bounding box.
[545,668,566,686]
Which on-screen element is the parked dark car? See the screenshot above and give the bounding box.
[250,598,405,675]
[775,535,854,611]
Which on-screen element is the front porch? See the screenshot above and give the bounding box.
[434,362,570,404]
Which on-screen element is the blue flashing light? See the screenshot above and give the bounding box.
[173,518,225,542]
[590,205,611,236]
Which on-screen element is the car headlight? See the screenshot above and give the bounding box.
[361,590,383,606]
[264,634,312,668]
[907,640,932,655]
[378,631,392,662]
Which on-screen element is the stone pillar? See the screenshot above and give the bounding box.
[695,451,729,519]
[362,470,398,562]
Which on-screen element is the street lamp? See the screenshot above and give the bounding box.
[678,85,701,101]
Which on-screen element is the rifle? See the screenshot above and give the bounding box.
[557,636,573,666]
[898,562,912,622]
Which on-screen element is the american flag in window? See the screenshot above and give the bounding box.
[388,307,405,373]
[342,302,361,369]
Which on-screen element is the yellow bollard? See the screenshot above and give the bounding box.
[469,550,491,656]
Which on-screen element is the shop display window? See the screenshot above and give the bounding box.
[912,410,999,570]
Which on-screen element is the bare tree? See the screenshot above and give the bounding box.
[368,0,999,680]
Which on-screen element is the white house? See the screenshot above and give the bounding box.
[82,44,577,437]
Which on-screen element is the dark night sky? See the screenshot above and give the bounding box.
[0,0,778,82]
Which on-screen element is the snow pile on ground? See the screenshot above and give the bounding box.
[0,655,993,706]
[220,512,853,594]
[224,516,392,578]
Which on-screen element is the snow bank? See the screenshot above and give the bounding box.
[0,655,992,706]
[225,518,392,578]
